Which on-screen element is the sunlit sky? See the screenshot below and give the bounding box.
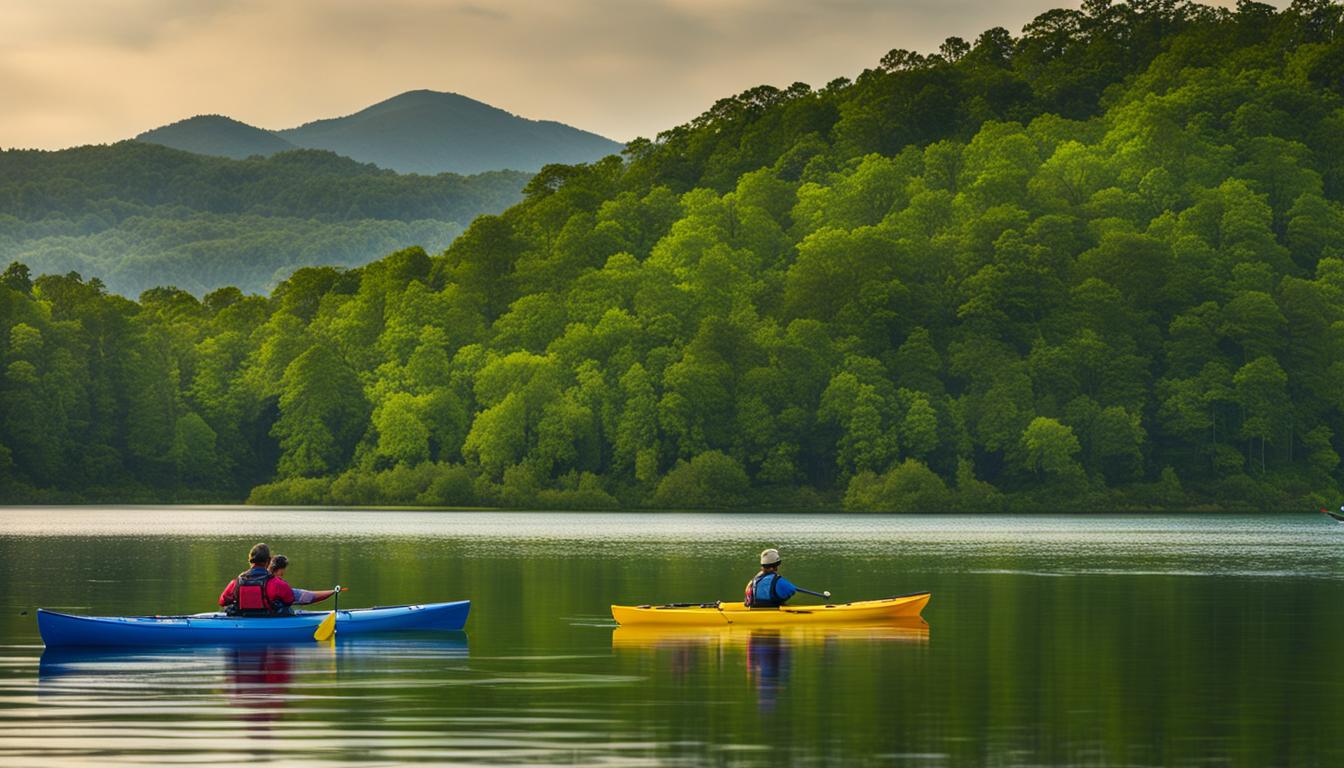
[2,0,1252,150]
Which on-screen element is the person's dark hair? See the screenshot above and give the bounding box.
[248,543,271,565]
[763,562,780,570]
[269,555,289,572]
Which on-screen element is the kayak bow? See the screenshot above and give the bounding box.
[37,600,470,647]
[611,592,930,627]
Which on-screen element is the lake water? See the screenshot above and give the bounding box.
[1,508,1342,766]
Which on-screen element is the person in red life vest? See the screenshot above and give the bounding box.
[268,555,337,607]
[218,543,294,616]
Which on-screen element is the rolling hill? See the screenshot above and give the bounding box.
[135,115,296,160]
[0,142,529,295]
[135,90,625,174]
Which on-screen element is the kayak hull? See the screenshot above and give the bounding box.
[37,600,470,647]
[611,592,930,627]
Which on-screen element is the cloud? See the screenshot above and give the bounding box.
[454,3,509,20]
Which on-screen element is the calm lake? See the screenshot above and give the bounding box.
[1,509,1342,766]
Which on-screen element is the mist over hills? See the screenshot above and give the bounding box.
[0,142,529,295]
[135,90,624,174]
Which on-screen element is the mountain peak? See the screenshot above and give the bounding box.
[136,115,296,160]
[136,91,623,175]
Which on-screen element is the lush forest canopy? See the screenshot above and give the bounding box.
[0,143,529,295]
[3,0,1343,511]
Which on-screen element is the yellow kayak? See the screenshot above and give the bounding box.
[610,592,930,627]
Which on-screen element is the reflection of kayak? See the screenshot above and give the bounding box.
[37,601,471,647]
[38,634,470,678]
[37,635,469,706]
[611,592,930,626]
[612,618,929,649]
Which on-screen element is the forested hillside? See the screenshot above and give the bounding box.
[0,144,528,295]
[3,1,1342,511]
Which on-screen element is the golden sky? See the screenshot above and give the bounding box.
[1,0,1248,150]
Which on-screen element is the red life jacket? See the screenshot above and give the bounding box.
[229,569,278,616]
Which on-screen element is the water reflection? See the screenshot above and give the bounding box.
[6,512,1344,766]
[613,620,929,711]
[36,636,468,708]
[745,631,788,711]
[38,634,468,685]
[227,646,298,733]
[610,620,930,649]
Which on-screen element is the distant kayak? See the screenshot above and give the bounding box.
[38,600,470,647]
[1323,508,1344,523]
[611,592,930,627]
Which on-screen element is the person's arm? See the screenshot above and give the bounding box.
[291,588,337,605]
[218,580,236,607]
[776,577,798,601]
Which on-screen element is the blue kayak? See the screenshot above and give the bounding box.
[37,600,470,647]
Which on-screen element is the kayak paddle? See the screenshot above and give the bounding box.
[796,588,832,601]
[313,585,347,641]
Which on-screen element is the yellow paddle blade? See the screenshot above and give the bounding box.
[313,610,337,641]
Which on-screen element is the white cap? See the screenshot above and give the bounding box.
[760,548,781,566]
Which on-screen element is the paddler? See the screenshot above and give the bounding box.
[744,548,829,608]
[268,555,338,608]
[218,542,294,616]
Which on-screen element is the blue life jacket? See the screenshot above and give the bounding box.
[744,571,791,608]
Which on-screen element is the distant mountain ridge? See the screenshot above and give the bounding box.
[136,115,297,160]
[0,141,529,296]
[135,90,624,175]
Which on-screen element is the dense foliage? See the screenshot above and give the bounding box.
[0,143,528,295]
[3,0,1343,510]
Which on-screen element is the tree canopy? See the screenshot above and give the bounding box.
[3,1,1343,511]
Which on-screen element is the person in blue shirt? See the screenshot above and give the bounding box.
[745,548,826,608]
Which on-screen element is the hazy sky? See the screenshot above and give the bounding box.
[1,0,1247,150]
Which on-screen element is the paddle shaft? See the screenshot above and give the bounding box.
[796,587,831,600]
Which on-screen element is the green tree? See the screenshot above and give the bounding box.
[272,345,370,478]
[1233,356,1289,473]
[375,393,431,466]
[1021,417,1084,484]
